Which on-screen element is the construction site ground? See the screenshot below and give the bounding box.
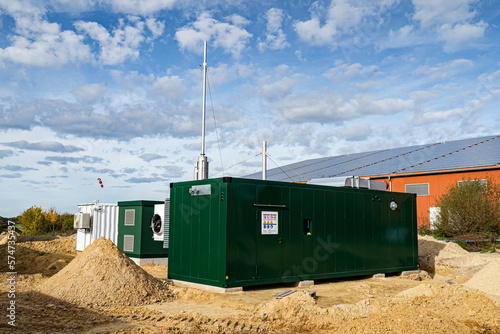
[0,234,499,333]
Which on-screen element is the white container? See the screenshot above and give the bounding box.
[76,202,118,252]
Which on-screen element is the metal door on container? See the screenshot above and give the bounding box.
[256,208,283,279]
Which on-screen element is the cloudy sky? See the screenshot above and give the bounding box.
[1,0,499,217]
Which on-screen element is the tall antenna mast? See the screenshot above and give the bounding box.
[195,41,209,180]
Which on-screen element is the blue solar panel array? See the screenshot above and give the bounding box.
[245,135,500,182]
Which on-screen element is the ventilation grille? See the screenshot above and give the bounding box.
[163,199,170,249]
[405,183,429,196]
[123,235,134,252]
[124,209,135,226]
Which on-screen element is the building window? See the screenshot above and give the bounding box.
[457,179,487,193]
[405,183,429,196]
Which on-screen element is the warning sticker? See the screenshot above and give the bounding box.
[261,211,278,235]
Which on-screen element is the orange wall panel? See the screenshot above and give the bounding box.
[377,170,500,227]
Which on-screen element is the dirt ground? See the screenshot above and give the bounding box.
[0,235,499,333]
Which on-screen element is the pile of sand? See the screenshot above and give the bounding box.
[336,283,500,333]
[395,283,444,298]
[0,231,20,244]
[418,235,489,276]
[465,259,500,299]
[256,291,330,332]
[252,283,500,333]
[37,237,175,307]
[258,291,319,318]
[21,238,76,255]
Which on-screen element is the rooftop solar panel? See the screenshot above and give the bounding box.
[244,135,500,182]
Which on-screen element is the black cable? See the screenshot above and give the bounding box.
[207,75,224,176]
[207,71,252,176]
[266,153,302,182]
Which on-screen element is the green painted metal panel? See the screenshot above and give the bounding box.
[168,180,227,287]
[168,177,418,288]
[117,200,166,258]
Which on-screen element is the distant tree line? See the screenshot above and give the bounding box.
[1,216,18,224]
[17,206,74,236]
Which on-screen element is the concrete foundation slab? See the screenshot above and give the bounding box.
[400,270,420,277]
[295,280,314,287]
[129,257,168,266]
[373,273,386,279]
[169,279,243,294]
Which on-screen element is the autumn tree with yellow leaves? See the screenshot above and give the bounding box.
[18,206,74,235]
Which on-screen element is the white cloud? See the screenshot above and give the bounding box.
[0,31,91,67]
[226,13,250,26]
[258,8,290,52]
[379,25,428,50]
[409,90,440,108]
[294,50,306,62]
[151,75,187,102]
[145,17,166,40]
[412,0,487,50]
[323,60,379,80]
[407,76,500,125]
[0,3,165,67]
[139,153,165,162]
[105,0,177,15]
[0,149,14,158]
[414,59,474,80]
[2,140,84,152]
[412,0,476,29]
[337,124,372,141]
[243,65,300,102]
[295,17,335,46]
[252,76,299,102]
[75,17,156,65]
[44,0,99,13]
[438,22,487,51]
[73,83,107,103]
[175,12,252,58]
[0,0,42,17]
[277,91,411,122]
[295,0,397,46]
[0,3,91,67]
[2,0,177,16]
[192,62,254,88]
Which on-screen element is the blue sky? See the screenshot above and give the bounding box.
[1,0,499,217]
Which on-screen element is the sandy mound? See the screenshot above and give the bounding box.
[252,284,500,333]
[465,259,500,298]
[256,291,330,332]
[21,238,76,254]
[336,283,500,333]
[259,290,319,317]
[418,235,489,276]
[0,231,20,244]
[396,283,443,298]
[37,237,175,307]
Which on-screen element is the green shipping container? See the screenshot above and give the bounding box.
[117,200,166,258]
[168,177,418,288]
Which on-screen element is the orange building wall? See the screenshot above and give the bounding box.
[376,169,500,227]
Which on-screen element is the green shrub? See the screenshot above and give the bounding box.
[59,213,75,234]
[434,177,500,238]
